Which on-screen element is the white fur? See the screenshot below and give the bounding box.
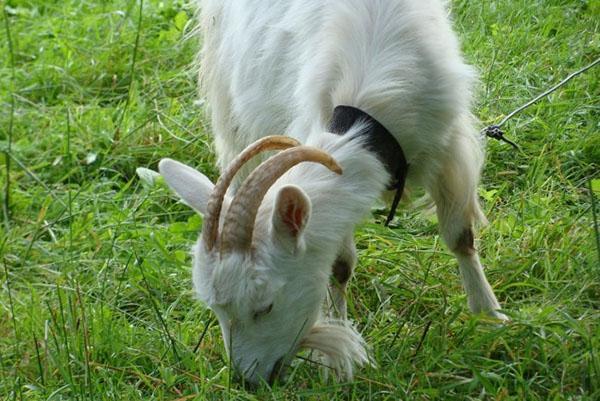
[158,159,214,214]
[160,0,507,386]
[302,320,371,380]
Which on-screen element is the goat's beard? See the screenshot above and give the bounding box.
[300,320,372,380]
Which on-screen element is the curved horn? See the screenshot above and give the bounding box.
[202,136,301,251]
[221,146,343,253]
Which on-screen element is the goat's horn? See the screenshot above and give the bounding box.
[221,146,343,253]
[202,136,301,251]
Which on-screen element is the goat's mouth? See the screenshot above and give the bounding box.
[267,356,287,385]
[235,356,290,389]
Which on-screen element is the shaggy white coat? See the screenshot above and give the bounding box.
[159,0,506,385]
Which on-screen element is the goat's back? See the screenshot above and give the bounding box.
[197,0,481,188]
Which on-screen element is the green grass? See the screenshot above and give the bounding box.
[1,0,598,399]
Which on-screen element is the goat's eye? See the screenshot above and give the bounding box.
[253,303,273,320]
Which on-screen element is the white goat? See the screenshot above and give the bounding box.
[158,0,507,386]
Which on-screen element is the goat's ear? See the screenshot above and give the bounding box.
[271,185,311,250]
[158,158,214,215]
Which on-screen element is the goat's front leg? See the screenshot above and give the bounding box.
[327,233,356,320]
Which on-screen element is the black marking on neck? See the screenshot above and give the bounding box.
[328,105,409,226]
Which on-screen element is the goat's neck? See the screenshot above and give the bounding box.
[275,129,390,268]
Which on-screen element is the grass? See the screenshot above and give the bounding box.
[0,0,598,399]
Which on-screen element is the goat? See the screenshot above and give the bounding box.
[158,0,507,386]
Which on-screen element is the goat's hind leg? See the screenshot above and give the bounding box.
[446,222,507,320]
[429,133,508,320]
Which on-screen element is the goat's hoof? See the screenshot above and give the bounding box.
[487,310,510,322]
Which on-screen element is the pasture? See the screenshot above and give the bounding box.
[1,0,598,399]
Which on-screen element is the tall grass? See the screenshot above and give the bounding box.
[1,0,598,399]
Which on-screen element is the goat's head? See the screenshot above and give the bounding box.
[159,137,368,386]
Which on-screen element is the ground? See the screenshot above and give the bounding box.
[0,0,599,400]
